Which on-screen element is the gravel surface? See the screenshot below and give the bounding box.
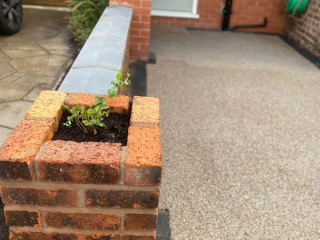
[148,28,320,239]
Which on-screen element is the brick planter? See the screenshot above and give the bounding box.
[0,91,161,240]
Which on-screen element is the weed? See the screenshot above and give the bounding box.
[63,72,131,135]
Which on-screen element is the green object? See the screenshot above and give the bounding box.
[287,0,309,14]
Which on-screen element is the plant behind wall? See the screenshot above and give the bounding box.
[69,0,109,44]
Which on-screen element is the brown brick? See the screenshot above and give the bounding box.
[9,231,82,240]
[0,120,55,181]
[130,96,160,126]
[85,234,120,240]
[85,236,155,240]
[5,210,41,227]
[45,212,120,230]
[1,187,77,207]
[25,90,68,130]
[38,141,121,184]
[86,190,159,209]
[121,236,156,240]
[125,126,162,186]
[124,214,157,231]
[65,93,131,114]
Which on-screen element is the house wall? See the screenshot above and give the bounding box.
[110,0,152,62]
[151,0,286,34]
[286,0,320,59]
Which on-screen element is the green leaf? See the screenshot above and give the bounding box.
[95,96,104,104]
[100,104,110,110]
[116,72,122,79]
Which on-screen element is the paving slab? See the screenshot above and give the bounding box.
[0,52,10,63]
[1,42,48,59]
[0,83,33,103]
[148,28,320,239]
[0,127,12,148]
[0,63,15,79]
[13,73,56,88]
[0,101,33,129]
[10,54,71,76]
[22,87,47,102]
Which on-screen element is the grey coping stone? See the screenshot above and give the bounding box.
[72,37,125,70]
[89,19,130,40]
[59,6,133,94]
[59,67,118,94]
[101,6,133,22]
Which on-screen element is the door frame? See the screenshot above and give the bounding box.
[151,0,199,19]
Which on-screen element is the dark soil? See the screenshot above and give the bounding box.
[52,111,130,146]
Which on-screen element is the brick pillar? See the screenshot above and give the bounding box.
[0,91,162,240]
[110,0,152,62]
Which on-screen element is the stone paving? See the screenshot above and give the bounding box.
[0,8,76,146]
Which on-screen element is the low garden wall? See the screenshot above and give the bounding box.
[59,6,133,94]
[0,91,162,239]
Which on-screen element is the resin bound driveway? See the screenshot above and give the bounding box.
[0,8,76,146]
[148,26,320,239]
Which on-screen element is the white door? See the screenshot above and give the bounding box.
[151,0,199,18]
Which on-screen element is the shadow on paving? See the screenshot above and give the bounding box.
[0,198,9,240]
[156,209,172,240]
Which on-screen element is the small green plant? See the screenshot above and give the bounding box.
[63,72,131,135]
[108,72,131,97]
[69,0,109,44]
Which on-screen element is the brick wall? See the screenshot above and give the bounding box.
[286,0,320,58]
[110,0,152,61]
[151,0,286,34]
[0,91,162,239]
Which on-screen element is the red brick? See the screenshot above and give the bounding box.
[124,214,157,231]
[125,125,162,186]
[134,8,150,16]
[141,1,151,8]
[86,190,159,208]
[9,231,82,240]
[85,236,155,240]
[85,234,120,240]
[140,30,150,37]
[131,22,150,30]
[0,120,54,181]
[130,29,140,36]
[121,237,155,240]
[130,43,140,50]
[131,37,150,43]
[38,141,121,184]
[1,187,77,207]
[5,210,41,227]
[141,15,151,23]
[45,212,120,230]
[65,93,131,114]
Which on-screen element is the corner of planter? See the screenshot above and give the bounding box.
[125,96,162,186]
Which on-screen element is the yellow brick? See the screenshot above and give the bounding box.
[25,91,68,130]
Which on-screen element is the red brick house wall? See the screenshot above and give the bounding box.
[110,0,152,62]
[151,0,286,34]
[286,0,320,58]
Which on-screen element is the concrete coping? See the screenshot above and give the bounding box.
[58,6,133,94]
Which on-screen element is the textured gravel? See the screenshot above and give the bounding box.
[147,28,320,239]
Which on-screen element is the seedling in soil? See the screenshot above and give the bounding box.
[63,72,131,135]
